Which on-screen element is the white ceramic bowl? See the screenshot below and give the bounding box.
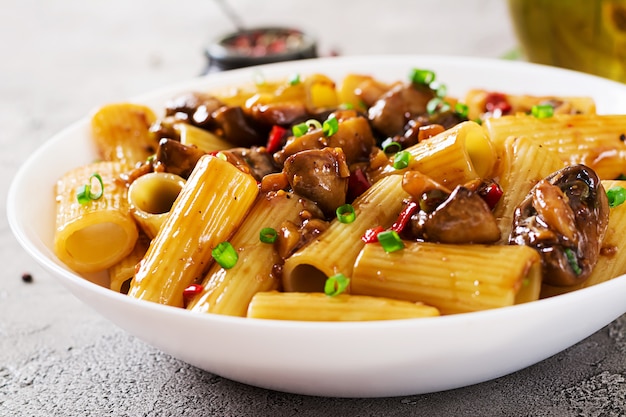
[8,55,626,398]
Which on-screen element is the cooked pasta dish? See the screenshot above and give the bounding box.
[52,68,626,321]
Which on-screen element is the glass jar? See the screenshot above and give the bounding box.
[508,0,626,83]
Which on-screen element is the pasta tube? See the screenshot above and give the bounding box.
[493,135,565,242]
[484,113,626,180]
[175,123,233,153]
[91,103,159,165]
[281,174,409,293]
[246,292,440,321]
[109,234,150,294]
[54,161,139,273]
[128,155,259,307]
[127,172,186,239]
[351,241,542,315]
[372,121,497,188]
[464,89,596,121]
[188,191,308,316]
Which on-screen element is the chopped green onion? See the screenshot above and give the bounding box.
[215,151,228,161]
[323,114,339,136]
[288,73,301,85]
[377,230,404,253]
[392,150,412,170]
[292,119,322,137]
[324,273,350,296]
[292,122,308,137]
[410,68,436,85]
[381,138,402,154]
[259,227,278,244]
[212,241,238,269]
[336,204,356,223]
[564,248,582,275]
[426,97,451,114]
[455,102,469,118]
[76,173,104,205]
[339,102,354,110]
[531,104,554,118]
[607,186,626,208]
[431,81,447,98]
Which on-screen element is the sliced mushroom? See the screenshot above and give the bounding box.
[212,106,269,147]
[367,83,436,137]
[164,92,224,129]
[154,138,206,179]
[509,164,609,286]
[411,186,500,244]
[283,147,350,217]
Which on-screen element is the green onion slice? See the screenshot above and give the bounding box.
[455,102,469,118]
[324,273,350,297]
[259,227,278,244]
[426,97,451,115]
[292,119,322,137]
[431,81,447,98]
[377,230,405,253]
[339,102,354,110]
[212,241,238,269]
[607,186,626,208]
[336,204,356,224]
[392,150,412,170]
[410,68,436,85]
[381,138,402,154]
[564,248,582,275]
[76,173,104,205]
[531,104,554,118]
[288,73,301,85]
[323,114,339,136]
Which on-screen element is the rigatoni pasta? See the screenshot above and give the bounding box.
[351,241,542,314]
[128,155,259,307]
[52,67,626,323]
[187,191,309,316]
[54,161,138,273]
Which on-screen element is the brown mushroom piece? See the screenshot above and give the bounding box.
[367,83,436,138]
[154,138,206,179]
[509,164,609,286]
[283,147,350,217]
[212,106,270,147]
[413,186,501,244]
[164,92,224,129]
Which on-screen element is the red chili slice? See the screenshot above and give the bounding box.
[266,125,287,154]
[361,226,385,243]
[484,92,512,115]
[182,283,204,306]
[347,168,371,202]
[481,182,504,210]
[390,200,419,233]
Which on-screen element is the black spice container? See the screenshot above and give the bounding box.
[204,27,318,73]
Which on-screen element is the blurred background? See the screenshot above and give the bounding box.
[1,0,516,141]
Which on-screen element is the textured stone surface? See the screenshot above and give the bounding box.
[2,0,626,415]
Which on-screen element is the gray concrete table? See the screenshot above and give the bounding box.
[2,1,625,415]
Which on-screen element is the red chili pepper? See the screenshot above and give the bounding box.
[484,92,512,115]
[390,200,419,233]
[482,182,503,210]
[347,168,372,202]
[182,283,204,306]
[266,125,287,154]
[361,226,385,244]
